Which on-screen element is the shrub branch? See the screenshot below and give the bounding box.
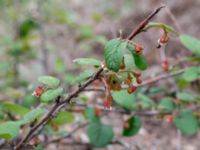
[14,6,164,150]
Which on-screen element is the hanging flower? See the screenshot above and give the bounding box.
[103,95,112,109]
[127,85,137,94]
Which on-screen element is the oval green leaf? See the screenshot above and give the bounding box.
[127,44,148,70]
[41,88,64,103]
[0,121,21,140]
[179,34,200,55]
[38,76,60,88]
[87,121,114,148]
[51,111,74,125]
[3,103,29,116]
[124,54,134,69]
[182,66,200,82]
[176,92,196,102]
[73,58,101,67]
[123,115,141,136]
[74,70,95,83]
[112,90,136,110]
[85,107,98,121]
[133,54,148,70]
[105,39,127,72]
[136,93,155,109]
[22,108,45,124]
[174,109,198,136]
[157,97,176,112]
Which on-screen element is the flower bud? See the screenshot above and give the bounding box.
[32,86,44,97]
[158,34,169,47]
[136,78,142,84]
[95,107,101,117]
[103,98,112,109]
[123,121,130,129]
[165,115,173,125]
[132,71,141,78]
[127,85,137,94]
[135,44,144,55]
[161,60,169,72]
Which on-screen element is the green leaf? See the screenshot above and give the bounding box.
[123,115,141,136]
[105,39,127,72]
[127,44,148,70]
[3,103,29,116]
[148,86,165,95]
[177,92,196,102]
[22,108,45,124]
[158,97,176,111]
[75,70,95,83]
[22,94,37,108]
[43,125,66,136]
[124,54,134,69]
[147,22,178,34]
[127,43,135,53]
[174,109,198,136]
[38,76,60,88]
[177,78,189,90]
[182,66,200,81]
[179,34,200,55]
[51,111,74,125]
[112,90,136,110]
[137,93,155,109]
[0,121,21,140]
[133,54,148,70]
[41,88,64,103]
[73,58,101,67]
[87,121,114,147]
[85,107,98,121]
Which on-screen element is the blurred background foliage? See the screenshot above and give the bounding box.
[0,0,135,108]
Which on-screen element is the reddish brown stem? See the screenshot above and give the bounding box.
[127,5,165,40]
[84,67,189,92]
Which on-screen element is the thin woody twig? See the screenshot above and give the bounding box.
[127,5,165,40]
[65,104,171,116]
[139,68,186,87]
[84,67,188,92]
